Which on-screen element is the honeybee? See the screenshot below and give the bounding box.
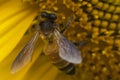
[11,11,82,75]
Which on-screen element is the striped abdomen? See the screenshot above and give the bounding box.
[44,41,75,75]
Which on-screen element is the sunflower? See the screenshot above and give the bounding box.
[0,0,120,80]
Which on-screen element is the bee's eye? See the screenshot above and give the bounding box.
[41,11,57,20]
[49,14,57,20]
[41,12,49,18]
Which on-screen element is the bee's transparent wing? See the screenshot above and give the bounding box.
[11,31,40,73]
[54,30,82,64]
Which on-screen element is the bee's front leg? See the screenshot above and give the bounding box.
[59,15,75,33]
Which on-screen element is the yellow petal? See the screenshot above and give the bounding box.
[40,66,59,80]
[0,0,38,62]
[0,34,46,80]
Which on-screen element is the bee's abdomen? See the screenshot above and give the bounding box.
[59,63,75,75]
[44,41,76,75]
[53,58,75,75]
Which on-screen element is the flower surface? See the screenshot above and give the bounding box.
[0,0,120,80]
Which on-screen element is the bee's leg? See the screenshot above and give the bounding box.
[24,16,40,35]
[31,15,42,32]
[60,15,75,33]
[73,40,88,47]
[24,22,37,35]
[40,51,45,56]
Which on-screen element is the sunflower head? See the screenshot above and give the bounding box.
[0,0,120,80]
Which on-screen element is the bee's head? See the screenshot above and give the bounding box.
[41,11,57,21]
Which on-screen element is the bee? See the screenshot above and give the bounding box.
[11,11,82,75]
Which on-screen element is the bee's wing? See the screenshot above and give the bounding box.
[54,30,82,64]
[11,31,40,73]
